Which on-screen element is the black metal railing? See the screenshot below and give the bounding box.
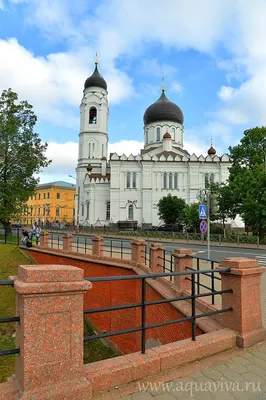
[144,245,150,265]
[48,233,63,249]
[83,268,232,354]
[185,255,221,305]
[0,280,20,356]
[103,239,131,259]
[158,249,174,280]
[72,236,92,254]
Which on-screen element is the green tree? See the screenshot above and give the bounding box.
[0,89,51,228]
[157,194,186,225]
[184,203,200,232]
[209,183,237,229]
[227,126,266,241]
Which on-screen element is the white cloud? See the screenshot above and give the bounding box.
[170,81,183,94]
[0,38,134,128]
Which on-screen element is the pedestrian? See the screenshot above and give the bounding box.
[21,229,29,246]
[35,225,41,245]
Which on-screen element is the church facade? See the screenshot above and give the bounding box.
[75,62,230,227]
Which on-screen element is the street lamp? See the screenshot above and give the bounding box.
[68,175,80,231]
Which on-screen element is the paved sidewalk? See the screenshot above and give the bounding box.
[94,272,266,400]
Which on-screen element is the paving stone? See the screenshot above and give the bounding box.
[120,397,133,400]
[132,393,155,400]
[242,372,265,384]
[245,364,266,379]
[229,356,251,366]
[201,368,223,380]
[250,351,266,361]
[212,391,235,400]
[154,394,176,400]
[248,357,266,369]
[220,369,246,382]
[225,360,248,373]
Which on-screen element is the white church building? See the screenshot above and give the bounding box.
[75,62,230,227]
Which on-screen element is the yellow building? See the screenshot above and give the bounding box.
[21,181,76,227]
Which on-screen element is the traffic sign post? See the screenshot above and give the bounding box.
[200,220,207,235]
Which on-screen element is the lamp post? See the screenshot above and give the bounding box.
[68,175,80,231]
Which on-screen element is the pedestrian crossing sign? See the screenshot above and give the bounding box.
[199,205,207,219]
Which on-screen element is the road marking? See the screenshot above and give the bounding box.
[256,256,266,266]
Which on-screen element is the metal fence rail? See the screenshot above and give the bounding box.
[83,268,232,354]
[48,233,63,249]
[71,236,92,254]
[0,280,20,356]
[103,239,131,259]
[186,255,221,305]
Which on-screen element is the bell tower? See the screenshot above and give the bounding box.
[78,57,109,168]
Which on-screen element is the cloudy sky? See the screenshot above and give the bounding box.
[1,0,266,183]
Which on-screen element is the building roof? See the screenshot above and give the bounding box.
[37,181,76,189]
[84,63,107,91]
[143,90,184,126]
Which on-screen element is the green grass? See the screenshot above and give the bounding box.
[0,244,33,383]
[83,318,119,364]
[0,244,118,382]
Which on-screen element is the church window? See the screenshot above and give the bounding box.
[205,173,209,188]
[210,173,215,184]
[172,127,175,140]
[102,144,104,158]
[81,203,84,216]
[86,202,90,219]
[126,172,131,188]
[163,172,167,189]
[145,130,148,144]
[169,173,173,189]
[89,107,97,124]
[92,143,95,158]
[89,143,91,158]
[156,127,160,141]
[106,201,110,220]
[56,207,60,217]
[174,173,178,189]
[132,172,136,188]
[128,204,134,220]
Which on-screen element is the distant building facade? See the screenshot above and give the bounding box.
[76,63,230,227]
[20,181,76,226]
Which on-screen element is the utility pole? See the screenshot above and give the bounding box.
[207,192,210,259]
[77,185,80,232]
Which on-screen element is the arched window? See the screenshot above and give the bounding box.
[210,173,215,184]
[86,202,90,219]
[106,201,110,220]
[145,129,148,144]
[102,144,104,158]
[126,172,131,188]
[132,172,136,188]
[172,127,175,135]
[169,173,173,189]
[89,107,97,124]
[174,173,178,189]
[205,173,209,188]
[156,127,160,141]
[128,204,134,220]
[163,172,167,189]
[92,143,95,158]
[89,143,91,158]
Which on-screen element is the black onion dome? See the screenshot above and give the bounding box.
[84,64,107,90]
[144,90,184,125]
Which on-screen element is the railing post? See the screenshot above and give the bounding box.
[39,231,49,248]
[63,233,72,252]
[172,248,194,290]
[92,235,103,258]
[219,257,266,348]
[150,243,165,273]
[131,239,146,265]
[12,264,92,399]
